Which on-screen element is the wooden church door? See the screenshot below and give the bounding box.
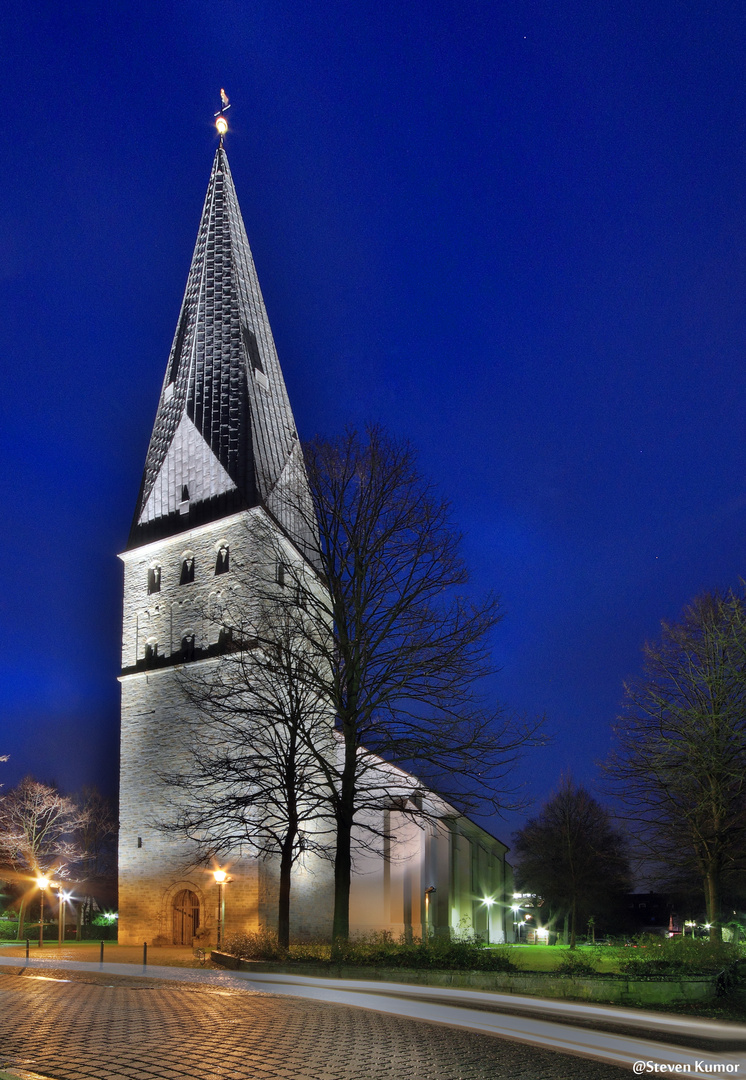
[173,890,200,945]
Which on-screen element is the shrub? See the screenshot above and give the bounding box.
[223,931,289,962]
[78,924,117,940]
[92,913,118,927]
[222,931,518,971]
[554,949,599,977]
[616,937,742,977]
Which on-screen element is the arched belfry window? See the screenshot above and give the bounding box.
[215,544,229,576]
[181,632,196,662]
[144,637,159,664]
[180,551,195,585]
[147,565,161,594]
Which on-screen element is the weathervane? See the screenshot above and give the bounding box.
[214,89,231,141]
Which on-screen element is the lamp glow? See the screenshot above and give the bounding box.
[213,869,228,883]
[216,115,228,136]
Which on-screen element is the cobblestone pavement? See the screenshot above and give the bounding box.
[0,968,629,1080]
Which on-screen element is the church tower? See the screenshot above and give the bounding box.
[118,136,330,946]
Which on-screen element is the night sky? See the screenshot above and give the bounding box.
[2,1,746,840]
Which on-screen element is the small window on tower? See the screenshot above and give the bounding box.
[181,634,196,662]
[144,639,159,664]
[215,545,230,575]
[179,485,190,516]
[241,324,264,374]
[277,561,288,587]
[147,566,161,594]
[180,555,195,585]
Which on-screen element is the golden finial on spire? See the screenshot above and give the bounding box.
[214,89,231,140]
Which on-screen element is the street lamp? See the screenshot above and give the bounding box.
[36,876,50,948]
[482,897,495,945]
[57,889,72,945]
[424,886,436,940]
[213,870,229,947]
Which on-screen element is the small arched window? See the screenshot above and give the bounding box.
[277,561,288,588]
[147,566,161,594]
[180,552,195,585]
[144,638,159,664]
[181,634,196,662]
[215,545,229,575]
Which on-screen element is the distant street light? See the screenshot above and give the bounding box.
[424,886,436,940]
[482,896,495,945]
[36,876,50,948]
[511,903,521,942]
[57,888,72,945]
[213,870,230,947]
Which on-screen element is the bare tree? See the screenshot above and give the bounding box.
[163,425,541,944]
[0,777,86,937]
[606,590,746,940]
[161,615,334,949]
[281,425,542,940]
[74,787,118,923]
[512,776,630,947]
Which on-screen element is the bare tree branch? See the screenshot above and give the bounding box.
[513,776,631,948]
[605,590,746,940]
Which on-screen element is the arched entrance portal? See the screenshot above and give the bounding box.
[172,889,200,945]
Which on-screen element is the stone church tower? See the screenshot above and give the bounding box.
[118,143,331,946]
[119,135,514,949]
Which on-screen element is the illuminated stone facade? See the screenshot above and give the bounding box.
[118,146,513,946]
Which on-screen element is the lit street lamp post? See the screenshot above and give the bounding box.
[36,876,50,948]
[424,886,436,940]
[57,889,71,945]
[213,870,229,947]
[511,903,521,943]
[482,897,495,945]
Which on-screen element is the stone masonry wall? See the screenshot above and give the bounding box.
[118,507,334,945]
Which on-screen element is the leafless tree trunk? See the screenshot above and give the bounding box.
[271,425,543,941]
[0,777,87,935]
[162,425,542,945]
[513,776,630,949]
[160,614,335,949]
[606,591,746,942]
[73,787,118,921]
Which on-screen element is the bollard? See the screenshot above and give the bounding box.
[25,938,29,960]
[100,940,104,964]
[143,941,147,966]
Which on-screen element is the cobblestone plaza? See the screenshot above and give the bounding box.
[0,967,628,1080]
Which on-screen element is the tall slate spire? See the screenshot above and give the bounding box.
[128,146,306,550]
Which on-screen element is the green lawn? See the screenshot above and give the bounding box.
[507,944,622,973]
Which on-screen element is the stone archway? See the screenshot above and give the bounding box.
[172,889,200,945]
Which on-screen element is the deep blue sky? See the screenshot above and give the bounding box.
[2,1,746,838]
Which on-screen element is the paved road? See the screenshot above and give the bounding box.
[0,967,628,1080]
